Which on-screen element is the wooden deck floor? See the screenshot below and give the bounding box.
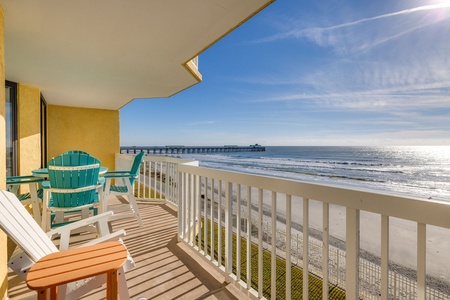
[7,198,248,300]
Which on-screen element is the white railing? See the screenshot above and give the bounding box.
[117,153,450,300]
[115,153,198,205]
[175,164,450,300]
[191,56,199,69]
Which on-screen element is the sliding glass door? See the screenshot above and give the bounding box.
[5,81,17,176]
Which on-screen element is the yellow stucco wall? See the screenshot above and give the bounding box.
[48,105,119,171]
[0,5,7,300]
[17,84,41,177]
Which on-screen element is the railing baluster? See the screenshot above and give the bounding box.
[285,194,292,300]
[258,188,263,298]
[204,177,208,257]
[218,180,222,268]
[178,171,184,240]
[196,175,201,250]
[187,173,192,245]
[323,202,329,300]
[225,181,233,277]
[236,184,242,282]
[271,191,277,300]
[246,186,252,292]
[211,178,215,262]
[303,198,309,300]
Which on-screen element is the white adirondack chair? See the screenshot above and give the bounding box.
[0,190,135,300]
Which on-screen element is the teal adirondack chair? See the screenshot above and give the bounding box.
[42,152,102,231]
[103,152,145,227]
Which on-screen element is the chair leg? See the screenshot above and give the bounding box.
[118,267,130,300]
[29,183,42,225]
[126,181,143,227]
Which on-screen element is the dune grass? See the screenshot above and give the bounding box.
[197,219,346,300]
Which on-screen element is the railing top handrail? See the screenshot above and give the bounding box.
[178,164,450,229]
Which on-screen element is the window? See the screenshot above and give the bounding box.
[5,81,17,176]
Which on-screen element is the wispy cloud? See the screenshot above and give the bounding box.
[189,121,215,126]
[253,3,450,49]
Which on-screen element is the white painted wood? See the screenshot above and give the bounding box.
[303,198,309,300]
[346,207,360,300]
[246,186,252,291]
[285,194,292,300]
[417,223,426,300]
[271,191,277,300]
[225,182,233,276]
[322,202,329,300]
[258,188,263,298]
[381,215,389,300]
[236,184,242,282]
[210,178,215,262]
[218,180,223,267]
[204,177,209,257]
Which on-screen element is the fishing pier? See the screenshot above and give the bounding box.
[120,144,265,154]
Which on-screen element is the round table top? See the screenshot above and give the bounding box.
[26,241,127,290]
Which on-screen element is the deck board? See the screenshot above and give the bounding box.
[7,197,247,300]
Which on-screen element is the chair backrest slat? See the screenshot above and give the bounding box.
[129,152,145,185]
[0,190,58,262]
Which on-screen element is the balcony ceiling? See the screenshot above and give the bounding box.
[0,0,273,110]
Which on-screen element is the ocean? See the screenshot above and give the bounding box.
[176,146,450,200]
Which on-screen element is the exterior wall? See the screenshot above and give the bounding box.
[0,6,7,300]
[17,84,41,178]
[48,105,119,171]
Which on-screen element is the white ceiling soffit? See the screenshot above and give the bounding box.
[1,0,274,110]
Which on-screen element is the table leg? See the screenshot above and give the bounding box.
[37,288,48,300]
[50,286,58,299]
[107,269,119,300]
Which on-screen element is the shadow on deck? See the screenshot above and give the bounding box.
[7,198,247,300]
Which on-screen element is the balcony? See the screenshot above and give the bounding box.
[7,153,450,300]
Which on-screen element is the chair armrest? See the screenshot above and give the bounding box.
[47,211,115,250]
[7,175,44,185]
[104,172,134,179]
[80,229,126,248]
[41,181,51,189]
[97,176,105,185]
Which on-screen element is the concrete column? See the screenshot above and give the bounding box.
[0,5,8,300]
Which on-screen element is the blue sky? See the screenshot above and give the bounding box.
[120,0,450,147]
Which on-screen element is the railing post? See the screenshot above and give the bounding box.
[381,215,389,300]
[346,207,360,299]
[417,223,426,300]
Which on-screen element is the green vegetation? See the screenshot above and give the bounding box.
[134,184,164,199]
[197,219,346,300]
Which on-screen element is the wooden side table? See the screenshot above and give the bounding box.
[27,241,128,300]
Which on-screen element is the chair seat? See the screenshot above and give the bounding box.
[110,185,129,193]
